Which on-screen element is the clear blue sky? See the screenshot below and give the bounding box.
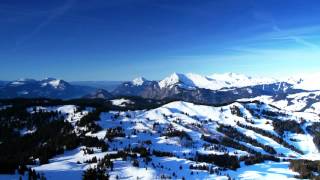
[1,0,320,81]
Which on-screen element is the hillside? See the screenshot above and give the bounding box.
[0,98,319,179]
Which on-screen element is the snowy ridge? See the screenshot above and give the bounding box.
[133,72,320,91]
[41,78,66,89]
[132,77,147,86]
[156,72,277,90]
[159,73,196,89]
[240,91,320,115]
[286,72,320,91]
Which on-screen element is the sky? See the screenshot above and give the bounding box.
[1,0,320,81]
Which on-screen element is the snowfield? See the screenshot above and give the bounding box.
[158,72,277,90]
[1,99,319,179]
[131,72,320,92]
[228,161,299,180]
[111,98,134,107]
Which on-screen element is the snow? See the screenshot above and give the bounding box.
[290,133,319,160]
[208,73,277,89]
[159,72,278,90]
[1,99,320,179]
[48,79,61,88]
[157,71,320,92]
[159,73,196,89]
[9,79,36,86]
[288,72,320,90]
[132,77,147,86]
[228,161,299,180]
[10,81,25,85]
[111,98,134,107]
[116,166,156,180]
[26,105,92,126]
[33,147,108,180]
[20,128,36,136]
[239,91,320,115]
[307,102,320,113]
[41,78,63,89]
[27,105,77,114]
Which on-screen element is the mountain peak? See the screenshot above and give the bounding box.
[158,72,279,90]
[132,77,147,86]
[158,73,194,89]
[40,78,68,89]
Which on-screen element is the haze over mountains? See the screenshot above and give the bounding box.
[70,81,123,91]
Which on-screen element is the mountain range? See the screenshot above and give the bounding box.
[0,73,320,179]
[0,73,318,105]
[0,78,94,99]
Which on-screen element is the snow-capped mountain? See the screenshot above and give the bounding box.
[0,78,95,99]
[159,72,277,90]
[126,72,320,92]
[2,72,320,102]
[112,73,307,104]
[158,73,197,89]
[285,72,320,91]
[40,78,68,90]
[132,77,148,86]
[0,74,319,179]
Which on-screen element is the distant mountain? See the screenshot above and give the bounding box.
[112,73,310,104]
[0,78,95,99]
[285,72,320,91]
[1,73,319,102]
[83,89,113,99]
[113,77,160,97]
[70,81,122,91]
[158,72,277,90]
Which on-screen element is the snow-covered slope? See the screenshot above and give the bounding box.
[132,77,148,86]
[41,78,66,90]
[130,72,320,92]
[240,90,320,114]
[287,72,320,91]
[2,99,319,180]
[158,72,278,90]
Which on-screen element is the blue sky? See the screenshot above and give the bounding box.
[1,0,320,81]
